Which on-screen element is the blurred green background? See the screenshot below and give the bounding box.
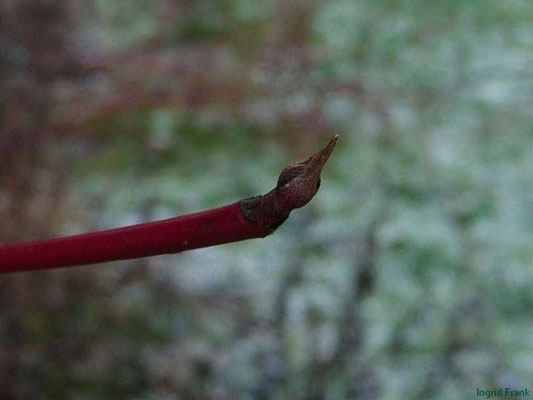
[1,1,532,399]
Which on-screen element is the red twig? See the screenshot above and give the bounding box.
[0,136,338,273]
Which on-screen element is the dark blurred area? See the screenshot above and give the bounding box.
[1,1,533,399]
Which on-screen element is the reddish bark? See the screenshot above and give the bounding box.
[0,136,338,273]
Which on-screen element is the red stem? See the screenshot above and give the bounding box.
[0,203,263,273]
[0,136,338,273]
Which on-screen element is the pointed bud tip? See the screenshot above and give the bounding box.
[324,134,339,156]
[306,134,339,173]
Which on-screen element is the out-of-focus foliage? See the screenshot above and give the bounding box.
[1,0,532,399]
